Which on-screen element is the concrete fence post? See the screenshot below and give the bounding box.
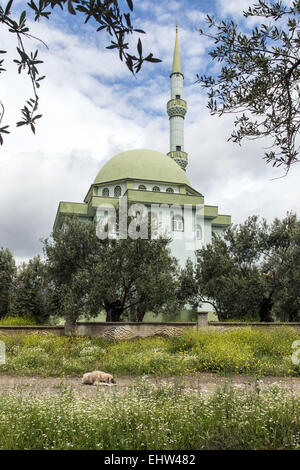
[197,311,209,330]
[64,320,77,336]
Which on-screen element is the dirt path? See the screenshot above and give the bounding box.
[0,373,300,397]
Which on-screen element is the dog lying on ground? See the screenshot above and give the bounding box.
[82,370,116,386]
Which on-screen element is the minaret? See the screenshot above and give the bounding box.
[167,26,188,170]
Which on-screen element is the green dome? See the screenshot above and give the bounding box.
[93,149,190,186]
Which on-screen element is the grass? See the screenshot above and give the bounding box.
[0,316,38,326]
[0,382,298,450]
[0,327,299,377]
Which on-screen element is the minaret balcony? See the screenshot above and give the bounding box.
[167,98,187,110]
[167,150,188,159]
[167,150,188,170]
[167,99,187,118]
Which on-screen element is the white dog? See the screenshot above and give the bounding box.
[82,370,116,386]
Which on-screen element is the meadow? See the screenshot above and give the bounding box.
[0,382,299,450]
[0,327,299,377]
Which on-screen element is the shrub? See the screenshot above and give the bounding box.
[0,316,37,326]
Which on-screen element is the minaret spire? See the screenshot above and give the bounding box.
[172,25,181,75]
[167,26,188,171]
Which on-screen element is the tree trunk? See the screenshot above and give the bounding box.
[217,311,227,321]
[135,303,146,322]
[289,308,299,322]
[258,295,274,322]
[105,301,123,322]
[105,307,112,322]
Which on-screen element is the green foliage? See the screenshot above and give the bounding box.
[0,316,37,325]
[89,236,181,322]
[44,217,182,324]
[0,0,161,143]
[1,328,299,377]
[9,256,50,324]
[0,247,15,319]
[43,217,101,325]
[182,212,300,322]
[198,0,300,171]
[261,213,300,321]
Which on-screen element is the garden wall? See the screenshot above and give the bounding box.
[70,321,197,339]
[66,312,209,339]
[67,313,300,338]
[0,313,299,338]
[209,321,300,331]
[0,325,65,336]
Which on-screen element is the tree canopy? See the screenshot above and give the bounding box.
[0,247,15,318]
[9,255,50,324]
[197,0,300,172]
[182,213,300,322]
[0,0,161,143]
[43,217,182,327]
[88,236,181,322]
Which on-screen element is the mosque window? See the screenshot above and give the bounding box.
[153,186,160,192]
[166,187,174,193]
[138,185,146,190]
[102,187,109,197]
[173,214,184,231]
[176,146,181,151]
[176,94,180,99]
[114,186,122,197]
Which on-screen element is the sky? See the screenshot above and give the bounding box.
[0,0,299,264]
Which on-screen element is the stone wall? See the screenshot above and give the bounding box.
[73,321,197,340]
[208,321,300,331]
[0,326,65,336]
[68,312,209,338]
[0,313,299,338]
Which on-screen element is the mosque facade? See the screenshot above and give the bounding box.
[53,29,231,268]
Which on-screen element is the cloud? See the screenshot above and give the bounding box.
[216,0,254,17]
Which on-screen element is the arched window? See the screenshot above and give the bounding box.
[114,186,121,197]
[196,224,202,240]
[173,214,184,231]
[102,187,109,197]
[153,186,160,192]
[138,185,146,190]
[166,187,174,193]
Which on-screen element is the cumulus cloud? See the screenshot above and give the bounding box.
[216,0,255,17]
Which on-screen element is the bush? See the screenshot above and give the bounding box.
[0,316,37,326]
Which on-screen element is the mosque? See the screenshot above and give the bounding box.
[53,28,231,268]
